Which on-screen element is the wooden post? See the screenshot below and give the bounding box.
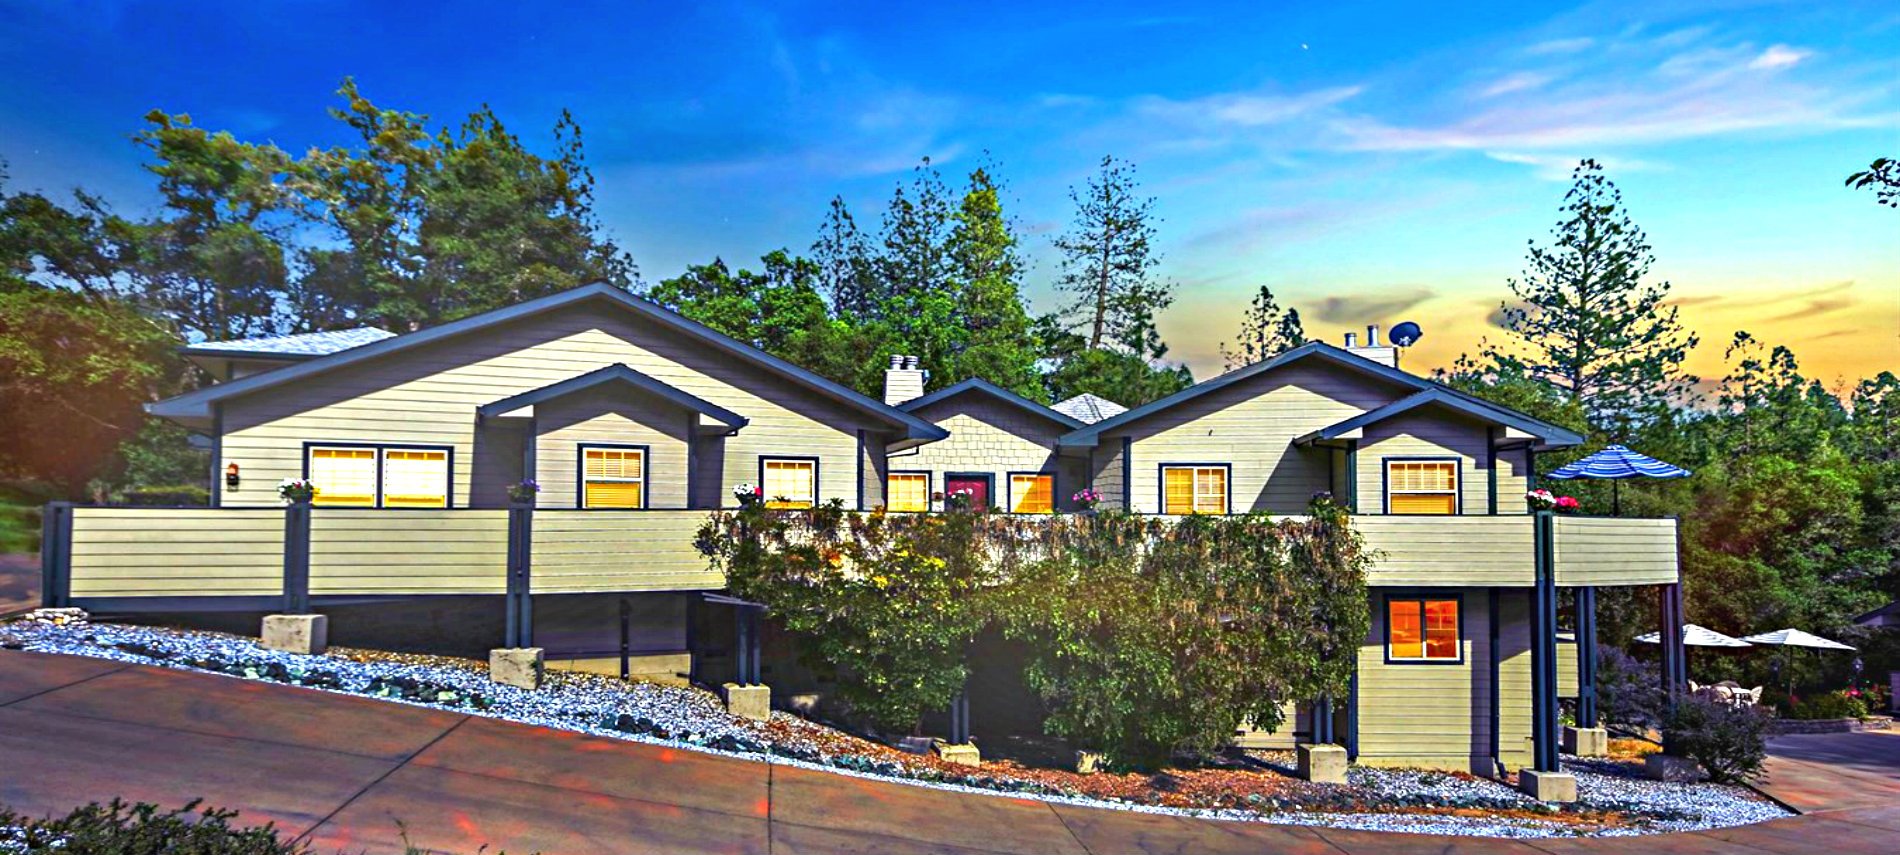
[281,501,312,614]
[1576,586,1600,729]
[39,502,73,609]
[948,687,971,745]
[505,504,534,648]
[1311,696,1335,745]
[1530,511,1560,773]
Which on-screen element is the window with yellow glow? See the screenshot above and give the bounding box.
[1161,465,1227,514]
[1009,474,1055,513]
[381,449,449,508]
[582,446,645,509]
[886,473,929,512]
[762,458,816,509]
[1387,598,1460,661]
[1387,460,1458,515]
[308,447,377,506]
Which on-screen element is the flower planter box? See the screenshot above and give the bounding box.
[1768,715,1893,736]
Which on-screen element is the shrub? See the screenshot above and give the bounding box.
[1662,694,1772,784]
[0,798,304,853]
[117,485,210,507]
[1595,643,1664,730]
[1785,689,1870,720]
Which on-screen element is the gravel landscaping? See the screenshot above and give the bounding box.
[0,612,1791,838]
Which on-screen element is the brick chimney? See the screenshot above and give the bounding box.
[884,355,927,405]
[1345,324,1400,368]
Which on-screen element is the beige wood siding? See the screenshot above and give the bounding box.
[891,395,1069,511]
[1357,410,1494,516]
[1117,364,1406,514]
[217,303,879,509]
[1553,516,1680,586]
[67,508,284,598]
[1090,441,1127,511]
[1355,587,1497,772]
[1495,589,1534,770]
[530,510,722,593]
[1354,516,1536,586]
[1497,442,1533,514]
[531,389,691,509]
[860,432,887,509]
[308,510,509,595]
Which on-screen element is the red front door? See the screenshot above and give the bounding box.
[944,475,990,510]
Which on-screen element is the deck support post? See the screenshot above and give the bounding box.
[1311,696,1335,745]
[1529,512,1561,773]
[504,504,534,648]
[1659,581,1687,733]
[39,502,73,609]
[1575,586,1599,728]
[280,501,312,614]
[948,687,971,745]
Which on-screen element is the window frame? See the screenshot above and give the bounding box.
[1006,470,1057,515]
[757,455,821,509]
[1158,463,1232,515]
[885,470,933,512]
[1382,591,1465,665]
[942,471,996,511]
[577,443,650,510]
[1382,456,1463,516]
[301,441,455,510]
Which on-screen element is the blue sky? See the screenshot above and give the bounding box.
[2,0,1896,383]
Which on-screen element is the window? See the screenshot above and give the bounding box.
[381,449,449,508]
[305,445,448,508]
[1161,465,1227,514]
[1388,597,1461,662]
[1009,473,1055,514]
[582,446,645,509]
[887,473,929,512]
[762,458,817,509]
[1387,460,1458,514]
[308,447,377,506]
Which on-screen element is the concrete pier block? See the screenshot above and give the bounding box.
[489,648,544,690]
[1518,769,1578,802]
[933,741,981,767]
[1645,753,1704,782]
[722,683,771,720]
[1563,726,1609,757]
[1297,744,1349,784]
[261,614,328,655]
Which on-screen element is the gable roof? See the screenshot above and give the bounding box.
[150,283,948,442]
[1057,341,1583,450]
[476,363,748,431]
[1051,393,1127,425]
[180,327,397,360]
[1295,388,1580,448]
[897,378,1085,430]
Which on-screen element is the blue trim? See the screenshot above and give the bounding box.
[151,283,949,442]
[897,377,1085,430]
[1488,588,1502,768]
[1058,341,1583,450]
[576,443,650,509]
[301,441,456,509]
[211,403,225,507]
[855,430,866,510]
[1298,388,1582,450]
[1380,456,1464,515]
[1004,470,1057,514]
[1157,462,1233,515]
[1344,440,1359,513]
[1381,590,1467,666]
[1120,437,1132,510]
[1486,430,1499,516]
[476,363,747,430]
[758,455,822,508]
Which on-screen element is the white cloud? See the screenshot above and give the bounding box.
[1138,85,1365,127]
[1480,72,1552,98]
[1750,44,1811,71]
[1484,151,1661,180]
[1524,37,1593,56]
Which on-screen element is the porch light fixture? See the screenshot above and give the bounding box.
[225,462,241,488]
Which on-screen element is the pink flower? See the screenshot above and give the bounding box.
[1555,496,1580,510]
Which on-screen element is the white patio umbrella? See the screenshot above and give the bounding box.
[1740,628,1856,651]
[1634,624,1753,647]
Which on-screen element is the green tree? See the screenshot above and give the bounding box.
[811,196,879,319]
[1053,156,1174,359]
[1482,159,1699,439]
[1220,283,1305,370]
[944,164,1042,399]
[1846,157,1900,209]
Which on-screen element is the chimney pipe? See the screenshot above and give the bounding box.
[1345,332,1358,348]
[884,354,927,406]
[1367,324,1381,347]
[889,354,904,369]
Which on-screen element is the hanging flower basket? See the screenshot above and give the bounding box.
[278,478,317,505]
[507,479,541,505]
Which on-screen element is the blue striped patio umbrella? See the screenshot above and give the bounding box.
[1545,444,1691,515]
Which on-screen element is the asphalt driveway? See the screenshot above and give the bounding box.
[3,648,1898,854]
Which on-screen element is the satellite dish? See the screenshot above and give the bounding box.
[1390,321,1423,347]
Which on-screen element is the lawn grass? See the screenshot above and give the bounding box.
[0,499,38,554]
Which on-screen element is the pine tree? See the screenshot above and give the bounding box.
[1053,156,1173,359]
[1220,283,1305,369]
[812,196,878,319]
[945,163,1042,399]
[1482,159,1698,438]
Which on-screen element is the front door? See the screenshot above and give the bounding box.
[944,474,991,510]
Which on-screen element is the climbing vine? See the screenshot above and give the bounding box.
[697,497,1371,764]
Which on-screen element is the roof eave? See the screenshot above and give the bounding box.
[899,378,1085,430]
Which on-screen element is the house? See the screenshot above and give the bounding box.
[40,283,1683,785]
